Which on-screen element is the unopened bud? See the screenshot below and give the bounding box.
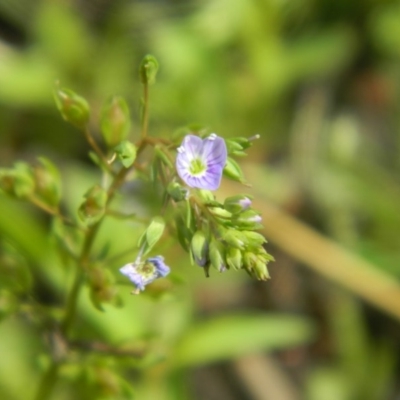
[209,239,226,272]
[0,163,35,199]
[223,157,245,183]
[223,229,247,249]
[226,247,243,270]
[54,87,90,128]
[114,141,137,168]
[190,230,209,267]
[232,210,262,230]
[100,96,130,148]
[139,54,159,85]
[223,195,252,214]
[78,185,107,225]
[33,157,61,207]
[167,181,188,202]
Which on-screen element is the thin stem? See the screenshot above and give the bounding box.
[83,126,113,173]
[34,105,159,400]
[140,83,149,139]
[29,196,75,226]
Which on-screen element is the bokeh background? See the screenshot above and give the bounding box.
[1,0,400,399]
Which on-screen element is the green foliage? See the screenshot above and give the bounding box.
[0,0,400,399]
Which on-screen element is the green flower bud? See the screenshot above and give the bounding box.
[138,216,165,256]
[114,140,137,168]
[197,189,215,203]
[226,246,243,270]
[243,252,271,281]
[190,230,209,267]
[33,157,61,207]
[0,163,35,199]
[232,210,263,230]
[242,231,266,248]
[139,54,159,85]
[223,195,253,214]
[54,87,90,128]
[228,136,259,151]
[100,96,130,148]
[78,185,108,225]
[223,157,245,183]
[222,229,247,249]
[167,182,188,202]
[88,266,117,311]
[208,206,232,219]
[209,239,226,272]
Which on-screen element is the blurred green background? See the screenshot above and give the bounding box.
[0,0,400,399]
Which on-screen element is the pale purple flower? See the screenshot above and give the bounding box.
[176,134,227,190]
[120,255,170,293]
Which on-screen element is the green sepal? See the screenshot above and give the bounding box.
[114,140,137,168]
[223,157,246,184]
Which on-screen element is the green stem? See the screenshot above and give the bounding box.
[140,83,149,139]
[34,89,157,400]
[33,363,60,400]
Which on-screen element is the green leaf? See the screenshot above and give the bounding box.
[174,313,315,367]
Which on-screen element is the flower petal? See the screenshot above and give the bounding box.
[176,134,227,190]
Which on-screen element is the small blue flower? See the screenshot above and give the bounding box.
[176,134,227,190]
[119,255,170,293]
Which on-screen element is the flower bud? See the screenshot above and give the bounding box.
[242,231,266,248]
[223,157,245,183]
[100,96,130,148]
[54,87,90,128]
[190,230,209,267]
[223,195,252,214]
[78,185,108,225]
[88,266,117,311]
[167,182,188,202]
[209,239,226,272]
[208,206,232,219]
[139,54,159,85]
[137,216,165,256]
[33,157,61,207]
[232,210,262,230]
[226,246,243,270]
[222,229,247,249]
[197,189,215,203]
[243,252,271,281]
[0,163,35,199]
[114,140,137,168]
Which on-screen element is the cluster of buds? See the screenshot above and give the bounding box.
[172,133,273,281]
[0,158,61,208]
[176,190,273,280]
